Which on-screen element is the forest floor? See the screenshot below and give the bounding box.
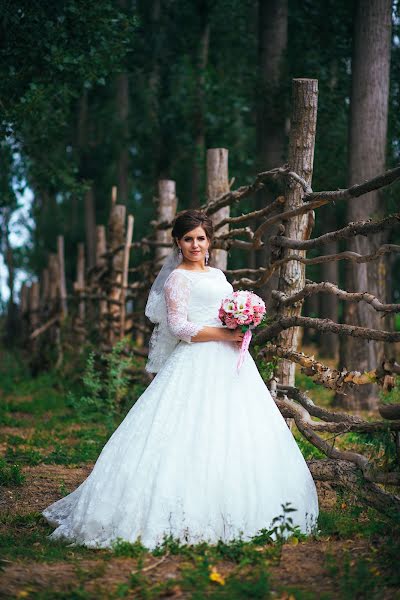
[0,348,399,600]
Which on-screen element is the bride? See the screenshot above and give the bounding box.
[42,209,319,550]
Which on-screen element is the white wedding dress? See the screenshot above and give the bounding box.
[43,266,319,550]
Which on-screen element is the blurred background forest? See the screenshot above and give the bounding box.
[1,0,399,306]
[2,4,400,596]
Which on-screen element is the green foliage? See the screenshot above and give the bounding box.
[379,375,400,405]
[111,537,147,558]
[325,550,379,600]
[292,431,326,460]
[0,512,107,563]
[67,340,138,429]
[294,370,335,408]
[0,457,25,486]
[341,428,398,473]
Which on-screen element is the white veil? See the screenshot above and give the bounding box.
[144,246,182,373]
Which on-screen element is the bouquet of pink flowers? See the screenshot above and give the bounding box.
[218,290,266,372]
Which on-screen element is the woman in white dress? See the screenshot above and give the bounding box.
[42,209,319,550]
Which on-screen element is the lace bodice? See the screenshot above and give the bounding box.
[163,267,234,344]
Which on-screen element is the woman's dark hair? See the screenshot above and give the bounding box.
[171,210,214,249]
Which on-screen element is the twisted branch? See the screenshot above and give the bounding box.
[275,390,400,486]
[260,345,400,392]
[272,282,400,313]
[270,213,400,250]
[214,196,285,230]
[255,316,400,345]
[232,245,400,288]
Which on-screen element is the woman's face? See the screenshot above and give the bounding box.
[177,225,210,265]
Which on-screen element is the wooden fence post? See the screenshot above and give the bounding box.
[108,202,126,345]
[120,215,134,339]
[57,235,68,318]
[74,243,86,342]
[48,254,59,313]
[275,78,318,389]
[40,269,50,313]
[207,148,230,269]
[155,180,177,262]
[95,225,107,343]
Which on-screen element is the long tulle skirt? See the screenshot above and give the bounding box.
[43,339,319,549]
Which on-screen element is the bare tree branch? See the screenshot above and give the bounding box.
[272,281,400,313]
[214,196,285,230]
[216,226,254,241]
[260,346,400,392]
[275,391,400,485]
[307,459,400,518]
[303,163,400,204]
[270,213,400,250]
[255,315,400,344]
[201,165,311,216]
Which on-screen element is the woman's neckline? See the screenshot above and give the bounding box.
[174,266,212,274]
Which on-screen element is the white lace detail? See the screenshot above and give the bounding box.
[42,264,320,550]
[164,271,205,343]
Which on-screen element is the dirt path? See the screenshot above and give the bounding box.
[1,464,396,599]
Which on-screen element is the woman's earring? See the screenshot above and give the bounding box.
[205,250,209,265]
[178,247,182,257]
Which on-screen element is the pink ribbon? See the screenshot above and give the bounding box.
[236,328,252,372]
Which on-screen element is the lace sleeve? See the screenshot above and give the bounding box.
[164,271,204,343]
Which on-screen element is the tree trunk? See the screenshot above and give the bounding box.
[207,148,230,270]
[339,0,392,410]
[148,0,161,180]
[253,0,288,293]
[190,0,210,208]
[275,78,318,388]
[108,203,126,345]
[155,180,177,263]
[116,73,130,205]
[84,187,96,270]
[115,0,130,204]
[77,90,96,269]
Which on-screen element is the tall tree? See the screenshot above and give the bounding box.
[190,0,211,207]
[115,0,131,206]
[339,0,392,410]
[254,0,288,297]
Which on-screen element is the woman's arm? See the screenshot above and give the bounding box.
[190,326,244,345]
[164,271,244,346]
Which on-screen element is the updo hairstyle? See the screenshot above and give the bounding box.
[171,210,214,255]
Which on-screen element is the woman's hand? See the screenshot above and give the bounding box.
[227,328,245,348]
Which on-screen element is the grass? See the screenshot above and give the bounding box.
[0,512,108,563]
[294,370,335,408]
[0,348,400,598]
[0,457,25,485]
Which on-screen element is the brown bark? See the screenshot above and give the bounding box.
[190,0,210,207]
[255,0,288,297]
[116,71,130,205]
[120,215,134,339]
[339,0,392,410]
[29,282,40,330]
[84,188,96,270]
[57,236,68,318]
[308,459,400,518]
[155,180,177,263]
[77,91,96,269]
[148,0,161,180]
[275,78,318,387]
[48,254,59,309]
[207,149,230,269]
[108,204,126,345]
[74,243,85,324]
